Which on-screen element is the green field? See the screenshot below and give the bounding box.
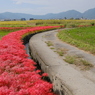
[0,29,22,39]
[0,19,95,27]
[57,26,95,54]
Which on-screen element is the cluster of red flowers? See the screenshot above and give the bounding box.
[78,25,92,27]
[0,27,23,30]
[0,26,59,95]
[0,27,35,31]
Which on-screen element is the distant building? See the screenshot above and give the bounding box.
[12,19,20,21]
[29,18,34,20]
[21,18,26,21]
[4,19,11,21]
[75,18,80,20]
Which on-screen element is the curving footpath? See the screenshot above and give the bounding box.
[29,29,95,95]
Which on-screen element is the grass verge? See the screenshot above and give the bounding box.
[64,55,93,70]
[0,29,21,39]
[45,41,53,46]
[57,26,95,54]
[56,48,68,56]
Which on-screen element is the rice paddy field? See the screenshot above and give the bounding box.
[57,26,95,54]
[1,19,95,54]
[0,19,95,27]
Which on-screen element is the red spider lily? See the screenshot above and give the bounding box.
[0,26,60,95]
[42,73,48,77]
[78,25,91,27]
[0,27,34,31]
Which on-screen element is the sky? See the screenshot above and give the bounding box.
[0,0,95,15]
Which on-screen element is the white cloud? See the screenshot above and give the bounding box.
[13,0,25,4]
[13,0,50,5]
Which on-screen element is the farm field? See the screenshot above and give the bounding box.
[0,19,95,27]
[57,26,95,54]
[0,19,95,94]
[0,19,95,39]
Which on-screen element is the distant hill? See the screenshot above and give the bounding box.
[83,8,95,19]
[0,8,95,20]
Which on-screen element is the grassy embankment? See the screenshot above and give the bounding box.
[57,26,95,54]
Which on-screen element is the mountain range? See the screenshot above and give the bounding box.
[0,8,95,20]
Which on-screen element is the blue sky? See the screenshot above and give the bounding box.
[0,0,95,15]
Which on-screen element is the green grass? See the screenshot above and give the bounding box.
[64,55,93,70]
[64,55,76,64]
[56,48,68,56]
[0,29,21,39]
[45,41,53,46]
[57,26,95,54]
